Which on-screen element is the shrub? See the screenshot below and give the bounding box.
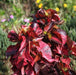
[6,8,76,75]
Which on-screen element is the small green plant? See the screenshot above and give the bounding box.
[0,28,14,74]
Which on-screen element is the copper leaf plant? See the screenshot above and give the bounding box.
[6,8,76,75]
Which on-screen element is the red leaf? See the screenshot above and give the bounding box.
[52,29,67,46]
[19,36,26,51]
[37,19,46,25]
[21,67,25,75]
[35,27,43,36]
[33,37,43,42]
[62,70,71,75]
[10,49,28,70]
[32,23,43,36]
[25,47,33,63]
[51,36,62,44]
[16,56,24,69]
[32,23,39,31]
[44,22,54,32]
[54,45,62,54]
[71,42,76,56]
[36,41,55,63]
[25,65,36,75]
[61,58,71,66]
[31,54,41,66]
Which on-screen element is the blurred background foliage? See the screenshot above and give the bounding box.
[0,0,76,74]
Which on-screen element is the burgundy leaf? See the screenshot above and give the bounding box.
[67,36,73,50]
[6,44,20,57]
[27,27,38,38]
[39,65,59,75]
[62,46,69,56]
[46,9,57,18]
[52,14,60,21]
[35,9,46,18]
[8,30,19,42]
[34,63,41,74]
[12,66,21,75]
